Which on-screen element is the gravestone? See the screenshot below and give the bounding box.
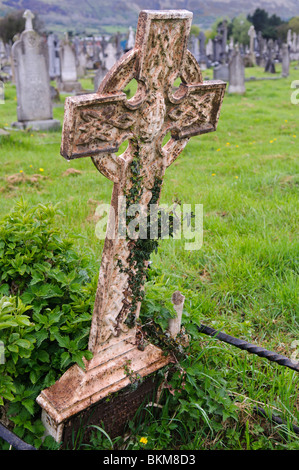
[206,38,213,60]
[281,43,290,78]
[58,34,82,93]
[190,34,200,62]
[104,42,118,70]
[125,26,135,51]
[36,9,225,444]
[213,63,229,81]
[248,25,256,66]
[265,39,276,73]
[93,63,108,91]
[47,33,60,79]
[228,46,245,94]
[220,20,228,63]
[11,10,60,131]
[198,31,207,69]
[256,31,265,67]
[77,51,87,78]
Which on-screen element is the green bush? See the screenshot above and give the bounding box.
[0,201,96,449]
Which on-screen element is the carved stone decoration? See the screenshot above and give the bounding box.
[37,10,225,442]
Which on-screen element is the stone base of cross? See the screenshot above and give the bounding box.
[36,9,225,444]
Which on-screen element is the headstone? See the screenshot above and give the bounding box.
[281,43,290,78]
[265,39,276,73]
[248,25,256,67]
[213,63,229,81]
[77,51,87,78]
[228,45,245,94]
[93,63,108,91]
[126,26,135,51]
[292,32,297,55]
[104,42,118,70]
[213,36,222,63]
[58,34,82,93]
[11,10,60,131]
[191,35,200,62]
[220,20,228,63]
[256,31,265,67]
[36,9,226,444]
[47,33,60,79]
[206,38,213,59]
[198,31,207,69]
[287,29,292,48]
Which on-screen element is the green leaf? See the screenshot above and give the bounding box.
[8,344,18,353]
[34,329,48,347]
[38,350,50,363]
[60,351,70,368]
[15,339,32,349]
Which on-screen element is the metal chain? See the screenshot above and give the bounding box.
[197,323,299,373]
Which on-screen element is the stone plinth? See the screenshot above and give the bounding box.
[37,333,170,442]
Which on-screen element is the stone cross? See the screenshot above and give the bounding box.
[23,9,34,31]
[61,9,225,353]
[37,10,225,442]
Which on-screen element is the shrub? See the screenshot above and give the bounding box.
[0,201,96,449]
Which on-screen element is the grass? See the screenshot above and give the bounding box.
[0,62,298,450]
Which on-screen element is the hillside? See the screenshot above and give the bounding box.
[0,0,298,34]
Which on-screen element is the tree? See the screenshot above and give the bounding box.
[247,8,286,39]
[231,14,252,46]
[190,25,200,36]
[247,8,268,34]
[0,10,44,43]
[288,17,299,34]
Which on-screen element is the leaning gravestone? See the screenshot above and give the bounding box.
[11,10,60,131]
[228,46,245,94]
[36,9,225,444]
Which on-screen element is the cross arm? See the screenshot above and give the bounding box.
[162,80,226,168]
[61,92,135,160]
[168,80,226,140]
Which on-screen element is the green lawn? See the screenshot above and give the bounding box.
[0,62,298,450]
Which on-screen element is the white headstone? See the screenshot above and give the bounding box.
[104,42,117,70]
[228,46,245,94]
[126,26,135,50]
[11,18,60,130]
[58,35,82,93]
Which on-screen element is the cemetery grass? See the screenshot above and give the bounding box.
[0,64,298,450]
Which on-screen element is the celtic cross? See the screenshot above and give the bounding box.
[37,10,225,440]
[61,10,225,356]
